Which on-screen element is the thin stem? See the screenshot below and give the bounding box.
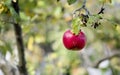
[73,0,89,15]
[11,0,28,75]
[94,53,120,68]
[98,7,105,14]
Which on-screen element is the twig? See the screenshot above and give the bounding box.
[11,0,28,75]
[57,0,60,2]
[98,7,105,14]
[73,0,90,15]
[94,53,120,68]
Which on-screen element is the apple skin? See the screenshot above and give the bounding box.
[63,30,86,50]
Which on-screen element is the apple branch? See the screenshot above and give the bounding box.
[94,52,120,68]
[11,0,28,75]
[73,0,90,15]
[73,0,105,16]
[98,7,105,14]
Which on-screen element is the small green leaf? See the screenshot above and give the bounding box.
[5,42,12,54]
[0,45,7,55]
[0,41,12,55]
[67,0,77,5]
[72,17,81,35]
[86,14,103,28]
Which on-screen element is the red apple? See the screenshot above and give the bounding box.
[63,30,86,50]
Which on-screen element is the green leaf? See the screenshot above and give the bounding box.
[86,14,102,27]
[71,17,81,35]
[67,0,77,5]
[0,45,7,55]
[0,41,12,55]
[5,42,12,54]
[4,0,11,6]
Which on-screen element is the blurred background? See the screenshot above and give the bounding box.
[0,0,120,75]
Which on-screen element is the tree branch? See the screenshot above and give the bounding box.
[73,0,90,15]
[94,53,120,68]
[98,7,105,14]
[11,0,28,75]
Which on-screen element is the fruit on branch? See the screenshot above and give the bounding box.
[63,30,86,50]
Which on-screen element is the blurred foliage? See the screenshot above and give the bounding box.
[67,0,77,5]
[0,0,120,75]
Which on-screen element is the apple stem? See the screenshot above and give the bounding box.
[71,17,81,35]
